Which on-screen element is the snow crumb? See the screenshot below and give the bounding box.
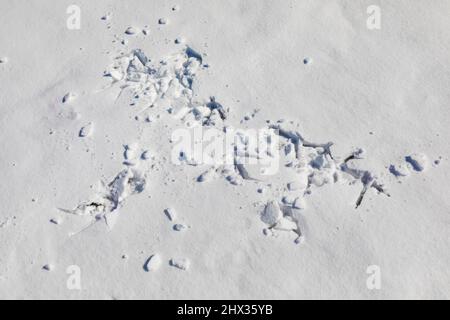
[175,37,185,44]
[42,264,54,271]
[164,208,176,221]
[125,26,139,35]
[173,223,187,231]
[144,254,162,271]
[79,122,94,137]
[158,18,168,25]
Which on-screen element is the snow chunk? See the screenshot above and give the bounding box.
[261,201,282,225]
[144,254,162,272]
[273,216,298,231]
[158,18,168,25]
[79,122,93,137]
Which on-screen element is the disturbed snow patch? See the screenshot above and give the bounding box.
[61,44,434,249]
[103,46,228,128]
[194,120,392,242]
[62,167,146,230]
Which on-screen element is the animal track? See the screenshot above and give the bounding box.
[169,258,189,270]
[405,153,428,172]
[389,153,429,178]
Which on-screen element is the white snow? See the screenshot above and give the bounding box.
[0,0,449,300]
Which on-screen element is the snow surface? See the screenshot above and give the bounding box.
[0,0,449,299]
